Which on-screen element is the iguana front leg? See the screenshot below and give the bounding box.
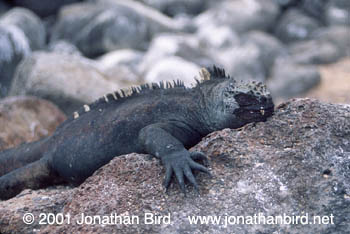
[138,122,209,194]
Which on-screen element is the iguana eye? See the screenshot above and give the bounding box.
[224,92,231,97]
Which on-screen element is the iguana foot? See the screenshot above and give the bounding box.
[162,150,210,195]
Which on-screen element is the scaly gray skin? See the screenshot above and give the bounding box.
[0,66,274,200]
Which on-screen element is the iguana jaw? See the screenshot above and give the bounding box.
[233,98,274,122]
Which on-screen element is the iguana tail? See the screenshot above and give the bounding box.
[0,157,63,200]
[0,138,49,177]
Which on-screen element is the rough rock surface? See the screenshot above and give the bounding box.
[8,52,119,114]
[1,98,349,233]
[0,186,72,234]
[0,96,66,151]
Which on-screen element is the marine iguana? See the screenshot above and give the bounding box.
[0,66,274,200]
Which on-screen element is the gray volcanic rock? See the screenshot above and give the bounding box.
[138,33,213,74]
[267,60,321,99]
[209,42,266,81]
[0,7,46,51]
[143,56,200,87]
[243,31,285,76]
[10,0,82,17]
[0,7,45,97]
[96,49,144,87]
[51,0,184,57]
[289,39,343,65]
[325,0,350,26]
[97,49,144,73]
[0,1,9,16]
[0,96,66,151]
[136,0,206,17]
[196,24,240,50]
[8,52,119,114]
[194,0,279,33]
[312,26,350,57]
[274,9,321,43]
[48,40,82,56]
[0,24,30,97]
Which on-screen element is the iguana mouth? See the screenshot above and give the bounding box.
[234,102,274,120]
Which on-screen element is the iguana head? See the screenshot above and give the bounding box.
[197,66,274,131]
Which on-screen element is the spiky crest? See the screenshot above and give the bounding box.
[67,79,186,121]
[67,65,230,122]
[194,65,231,88]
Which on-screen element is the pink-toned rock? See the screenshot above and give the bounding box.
[0,96,66,151]
[0,186,72,234]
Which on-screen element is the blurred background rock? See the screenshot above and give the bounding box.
[0,0,349,115]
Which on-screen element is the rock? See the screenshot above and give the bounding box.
[267,59,321,100]
[100,65,142,88]
[194,0,280,33]
[0,24,30,97]
[312,26,350,57]
[196,24,240,50]
[325,5,350,26]
[0,96,66,151]
[51,0,184,57]
[136,0,206,17]
[274,0,328,20]
[48,40,82,56]
[243,31,285,76]
[96,49,144,74]
[138,33,213,74]
[0,1,10,16]
[9,0,82,17]
[96,49,144,87]
[8,52,120,115]
[306,58,350,104]
[298,0,328,20]
[144,56,200,86]
[289,40,343,65]
[2,98,348,233]
[209,42,266,81]
[0,7,46,51]
[0,185,72,234]
[274,9,321,43]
